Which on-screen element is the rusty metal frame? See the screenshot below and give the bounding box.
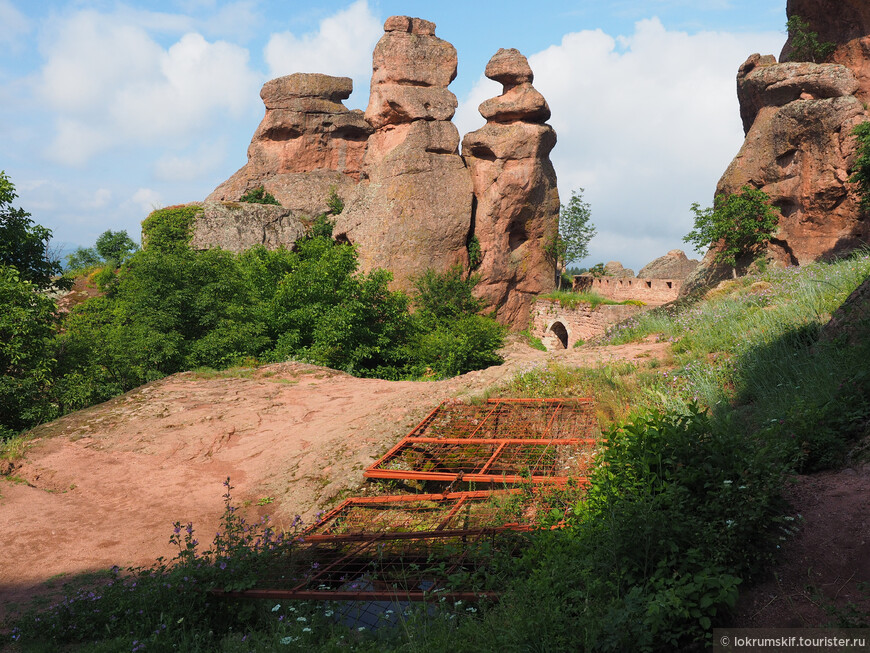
[364,398,598,484]
[212,526,525,602]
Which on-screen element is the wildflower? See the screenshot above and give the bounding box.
[281,636,297,644]
[358,626,366,632]
[302,627,312,633]
[272,604,281,612]
[296,616,307,622]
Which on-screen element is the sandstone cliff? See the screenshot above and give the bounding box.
[206,73,371,217]
[333,16,473,293]
[462,48,559,328]
[686,2,870,293]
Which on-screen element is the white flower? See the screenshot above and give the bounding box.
[302,627,312,633]
[296,616,307,622]
[281,636,297,644]
[272,604,281,612]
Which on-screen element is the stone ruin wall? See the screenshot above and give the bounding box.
[572,276,682,305]
[530,300,645,350]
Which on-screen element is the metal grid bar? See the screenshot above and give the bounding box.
[301,491,526,539]
[364,398,598,484]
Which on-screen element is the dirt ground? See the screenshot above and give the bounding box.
[0,337,669,618]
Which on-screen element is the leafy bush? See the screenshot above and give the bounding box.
[141,205,203,253]
[785,15,836,63]
[467,234,482,270]
[849,122,870,212]
[0,265,58,439]
[684,186,780,272]
[325,185,344,215]
[239,186,280,205]
[0,171,68,291]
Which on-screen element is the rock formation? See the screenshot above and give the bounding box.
[686,1,870,294]
[207,73,372,217]
[190,202,306,252]
[204,18,560,329]
[638,250,699,280]
[603,261,634,278]
[332,17,472,293]
[461,48,559,328]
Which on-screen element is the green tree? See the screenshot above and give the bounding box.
[785,15,835,63]
[849,121,870,212]
[0,171,67,290]
[95,229,139,265]
[548,189,597,288]
[684,186,780,275]
[0,265,59,438]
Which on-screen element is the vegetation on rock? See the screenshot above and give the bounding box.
[547,188,596,288]
[239,185,280,205]
[684,185,780,274]
[141,205,203,253]
[849,121,870,212]
[785,15,836,63]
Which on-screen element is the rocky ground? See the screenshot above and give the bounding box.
[1,335,867,628]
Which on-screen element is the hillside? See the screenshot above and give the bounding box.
[0,337,669,616]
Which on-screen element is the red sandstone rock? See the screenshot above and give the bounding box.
[781,0,870,60]
[603,261,635,278]
[207,73,371,217]
[638,250,699,280]
[462,49,559,329]
[333,17,472,292]
[685,52,870,294]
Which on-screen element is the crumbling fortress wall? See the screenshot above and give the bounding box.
[200,17,559,329]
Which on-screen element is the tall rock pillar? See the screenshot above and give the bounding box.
[462,48,559,329]
[333,16,473,292]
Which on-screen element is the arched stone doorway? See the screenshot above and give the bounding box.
[550,321,569,349]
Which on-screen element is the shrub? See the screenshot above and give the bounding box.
[239,186,280,205]
[849,122,870,212]
[141,205,202,253]
[467,234,482,270]
[0,265,58,438]
[684,186,780,273]
[785,15,836,63]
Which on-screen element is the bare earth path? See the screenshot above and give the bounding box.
[0,338,668,616]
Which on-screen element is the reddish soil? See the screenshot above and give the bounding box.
[731,466,870,627]
[0,337,669,619]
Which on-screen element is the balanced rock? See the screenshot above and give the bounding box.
[462,48,559,328]
[207,73,372,216]
[638,250,699,280]
[334,17,472,292]
[190,201,306,252]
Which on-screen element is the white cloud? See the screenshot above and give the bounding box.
[457,18,784,270]
[37,9,261,165]
[154,141,226,181]
[0,0,31,47]
[132,188,163,214]
[203,1,261,42]
[264,0,381,110]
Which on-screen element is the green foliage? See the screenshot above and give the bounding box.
[325,185,344,215]
[519,329,547,351]
[64,246,101,273]
[0,265,58,439]
[0,171,67,291]
[408,266,505,377]
[684,185,780,270]
[785,15,836,63]
[467,234,482,270]
[540,289,628,310]
[547,189,596,287]
[141,205,202,253]
[308,213,334,239]
[239,186,280,205]
[849,122,870,212]
[95,229,139,265]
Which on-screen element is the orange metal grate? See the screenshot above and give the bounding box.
[364,398,599,484]
[301,491,528,540]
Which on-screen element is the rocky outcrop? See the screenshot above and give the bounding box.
[461,48,559,328]
[207,73,372,217]
[333,17,472,292]
[190,201,306,252]
[603,261,634,278]
[638,250,699,280]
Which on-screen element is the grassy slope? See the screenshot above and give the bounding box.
[5,255,870,652]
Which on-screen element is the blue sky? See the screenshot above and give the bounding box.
[1,0,787,271]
